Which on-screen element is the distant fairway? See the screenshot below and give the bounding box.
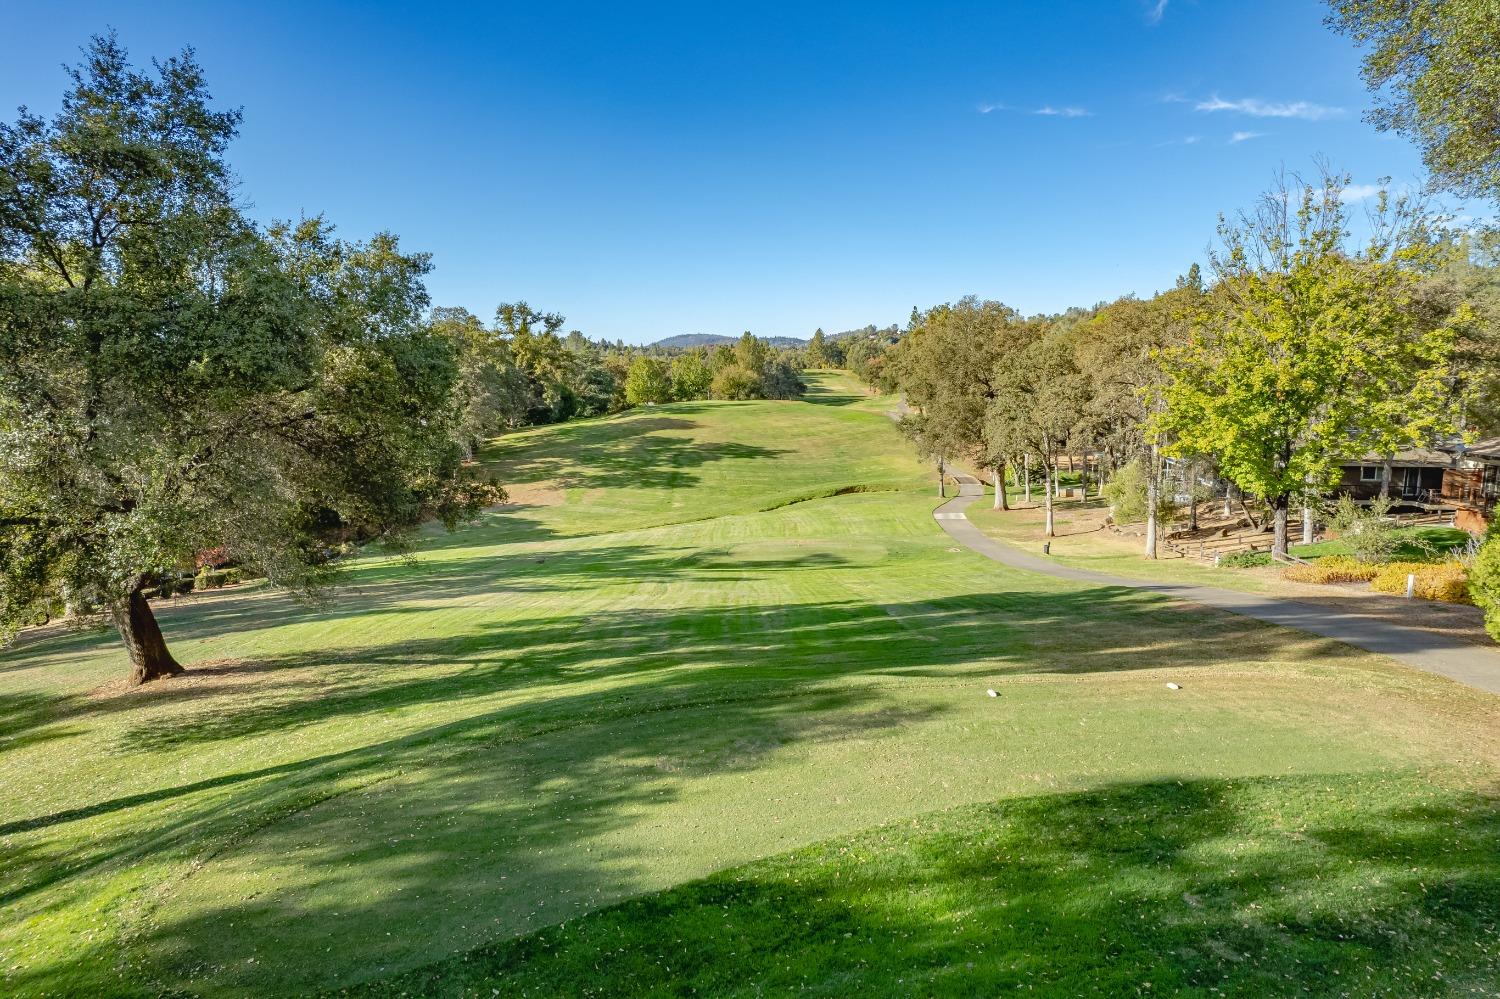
[2,373,1496,997]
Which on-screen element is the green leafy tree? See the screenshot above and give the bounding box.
[624,356,673,405]
[497,301,577,423]
[1154,170,1465,557]
[1328,0,1500,202]
[669,349,713,400]
[430,307,530,453]
[806,328,830,367]
[985,323,1092,536]
[0,37,496,684]
[734,332,770,376]
[759,356,807,400]
[709,364,761,400]
[1079,282,1201,556]
[891,298,1025,504]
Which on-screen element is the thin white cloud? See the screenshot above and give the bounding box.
[1034,105,1092,118]
[1155,135,1202,147]
[1146,0,1169,24]
[976,102,1005,114]
[1195,96,1344,121]
[1339,183,1385,203]
[1229,131,1264,144]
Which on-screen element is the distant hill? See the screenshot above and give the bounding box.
[650,333,808,350]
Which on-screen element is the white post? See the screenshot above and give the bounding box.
[1302,499,1314,545]
[1405,573,1415,599]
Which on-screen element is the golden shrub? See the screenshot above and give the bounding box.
[1284,556,1380,584]
[1369,561,1473,604]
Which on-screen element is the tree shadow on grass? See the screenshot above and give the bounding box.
[352,773,1500,997]
[476,415,792,495]
[0,575,1475,995]
[99,581,1360,756]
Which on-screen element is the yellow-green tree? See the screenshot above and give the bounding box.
[1154,171,1466,557]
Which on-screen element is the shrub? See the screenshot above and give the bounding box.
[1370,561,1473,604]
[1219,550,1271,568]
[1284,556,1379,584]
[195,569,229,590]
[1102,459,1178,526]
[1467,532,1500,636]
[1323,494,1401,564]
[223,568,243,585]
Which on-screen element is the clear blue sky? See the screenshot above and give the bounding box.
[0,1,1440,343]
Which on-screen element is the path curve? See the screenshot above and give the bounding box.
[935,469,1500,695]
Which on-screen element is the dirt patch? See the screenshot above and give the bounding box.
[501,482,565,507]
[85,658,285,701]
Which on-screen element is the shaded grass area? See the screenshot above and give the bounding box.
[354,772,1500,998]
[2,373,1497,996]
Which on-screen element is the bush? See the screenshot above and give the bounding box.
[1370,561,1472,604]
[709,364,761,400]
[1102,459,1178,526]
[1284,556,1379,584]
[223,568,243,585]
[1323,494,1401,564]
[195,569,229,590]
[1219,550,1271,568]
[1473,531,1500,639]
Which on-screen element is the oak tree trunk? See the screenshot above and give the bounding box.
[1272,496,1290,558]
[113,584,184,686]
[1023,454,1032,503]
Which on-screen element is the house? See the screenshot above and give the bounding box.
[1337,437,1500,533]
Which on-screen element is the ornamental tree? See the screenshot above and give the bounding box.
[0,36,498,684]
[1153,170,1466,557]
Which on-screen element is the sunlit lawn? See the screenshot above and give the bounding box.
[2,373,1496,997]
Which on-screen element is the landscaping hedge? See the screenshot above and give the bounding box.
[1284,556,1379,584]
[1369,561,1472,604]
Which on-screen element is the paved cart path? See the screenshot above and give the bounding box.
[935,469,1500,695]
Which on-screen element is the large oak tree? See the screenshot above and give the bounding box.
[0,36,497,684]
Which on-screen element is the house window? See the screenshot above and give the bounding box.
[1359,466,1383,482]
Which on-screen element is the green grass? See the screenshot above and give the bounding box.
[2,372,1497,997]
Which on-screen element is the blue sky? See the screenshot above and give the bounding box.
[0,1,1442,342]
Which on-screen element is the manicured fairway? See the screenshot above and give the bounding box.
[1,373,1496,996]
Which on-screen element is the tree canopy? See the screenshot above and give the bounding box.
[0,35,497,682]
[1153,171,1465,554]
[1328,0,1500,203]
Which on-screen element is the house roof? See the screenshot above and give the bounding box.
[1346,438,1500,466]
[1466,436,1500,459]
[1348,448,1455,467]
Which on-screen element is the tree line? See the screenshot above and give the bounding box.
[862,169,1496,559]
